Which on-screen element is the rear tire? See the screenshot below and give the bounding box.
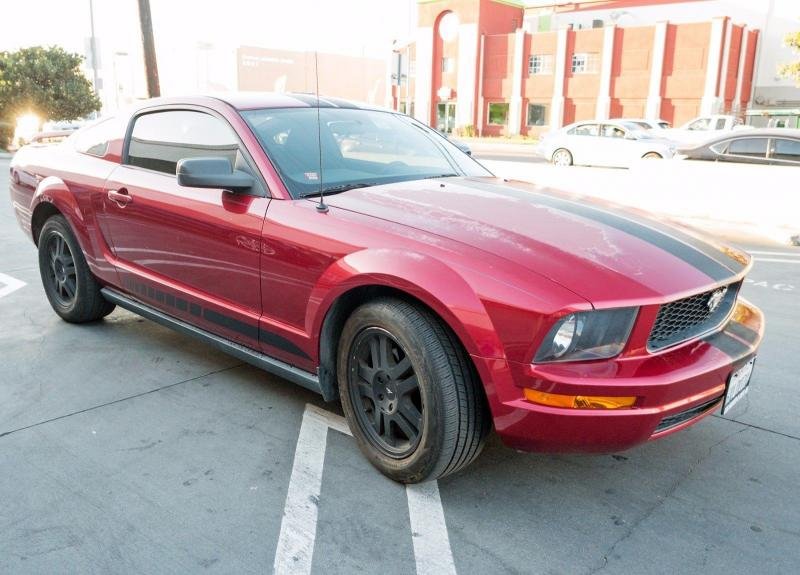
[552,148,573,166]
[38,215,115,323]
[337,298,490,483]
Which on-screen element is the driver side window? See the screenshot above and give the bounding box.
[127,110,241,175]
[602,125,625,138]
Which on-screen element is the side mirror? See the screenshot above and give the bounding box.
[176,157,255,192]
[451,140,472,156]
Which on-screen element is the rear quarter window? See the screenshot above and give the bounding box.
[73,117,124,157]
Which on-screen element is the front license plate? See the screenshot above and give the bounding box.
[721,358,755,415]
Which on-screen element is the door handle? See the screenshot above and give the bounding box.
[107,189,133,207]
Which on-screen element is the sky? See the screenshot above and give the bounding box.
[0,0,417,110]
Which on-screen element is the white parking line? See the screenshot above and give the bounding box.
[407,481,457,575]
[0,273,26,299]
[754,258,800,264]
[747,251,800,257]
[273,404,456,575]
[273,407,330,575]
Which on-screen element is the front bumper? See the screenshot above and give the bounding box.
[474,298,764,453]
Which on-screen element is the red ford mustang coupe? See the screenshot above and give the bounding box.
[9,94,763,482]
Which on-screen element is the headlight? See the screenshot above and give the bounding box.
[534,308,638,363]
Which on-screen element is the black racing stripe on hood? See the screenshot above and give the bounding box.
[703,329,752,358]
[727,321,760,345]
[456,179,740,282]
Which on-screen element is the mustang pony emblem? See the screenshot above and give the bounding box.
[707,287,728,313]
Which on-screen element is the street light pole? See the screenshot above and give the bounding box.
[88,0,100,96]
[137,0,161,98]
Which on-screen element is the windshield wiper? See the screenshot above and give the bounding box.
[304,182,375,198]
[425,173,460,179]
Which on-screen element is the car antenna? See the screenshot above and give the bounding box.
[314,51,328,213]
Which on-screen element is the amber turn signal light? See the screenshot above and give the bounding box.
[524,388,637,409]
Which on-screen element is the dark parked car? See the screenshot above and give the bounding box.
[9,94,763,483]
[676,129,800,166]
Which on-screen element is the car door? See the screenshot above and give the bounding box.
[566,123,601,165]
[98,107,270,348]
[599,124,630,167]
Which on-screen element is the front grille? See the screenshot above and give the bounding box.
[648,282,740,351]
[654,397,722,433]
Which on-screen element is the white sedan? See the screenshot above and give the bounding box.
[538,120,678,168]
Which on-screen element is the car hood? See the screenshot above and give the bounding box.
[325,177,749,305]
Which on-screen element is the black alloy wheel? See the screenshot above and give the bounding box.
[347,327,424,458]
[337,298,491,483]
[44,231,78,307]
[38,215,115,322]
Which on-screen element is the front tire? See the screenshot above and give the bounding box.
[38,215,115,323]
[642,152,663,159]
[552,148,573,166]
[337,298,490,483]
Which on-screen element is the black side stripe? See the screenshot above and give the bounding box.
[459,179,743,281]
[123,277,310,360]
[703,329,752,358]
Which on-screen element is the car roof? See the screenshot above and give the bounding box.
[703,128,800,144]
[610,118,667,123]
[130,92,391,113]
[565,119,646,130]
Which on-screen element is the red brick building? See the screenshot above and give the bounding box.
[394,0,760,136]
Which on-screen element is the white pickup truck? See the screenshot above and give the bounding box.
[663,114,750,145]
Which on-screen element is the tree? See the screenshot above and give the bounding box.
[780,30,800,85]
[0,46,101,126]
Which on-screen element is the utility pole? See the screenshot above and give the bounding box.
[88,0,100,97]
[137,0,161,98]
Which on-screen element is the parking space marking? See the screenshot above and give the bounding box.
[407,481,457,575]
[747,251,800,257]
[274,404,456,575]
[754,258,800,265]
[274,406,330,575]
[749,250,800,266]
[0,272,26,299]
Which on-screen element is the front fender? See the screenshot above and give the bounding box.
[307,248,505,360]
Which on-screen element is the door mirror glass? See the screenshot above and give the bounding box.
[176,157,255,192]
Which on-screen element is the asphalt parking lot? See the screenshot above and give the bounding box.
[1,156,799,574]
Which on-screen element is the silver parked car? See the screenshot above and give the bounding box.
[538,120,678,168]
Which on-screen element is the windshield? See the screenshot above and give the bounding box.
[242,107,491,198]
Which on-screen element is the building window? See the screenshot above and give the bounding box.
[488,103,509,126]
[571,53,599,74]
[399,101,415,117]
[528,54,553,75]
[441,57,455,74]
[527,103,547,126]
